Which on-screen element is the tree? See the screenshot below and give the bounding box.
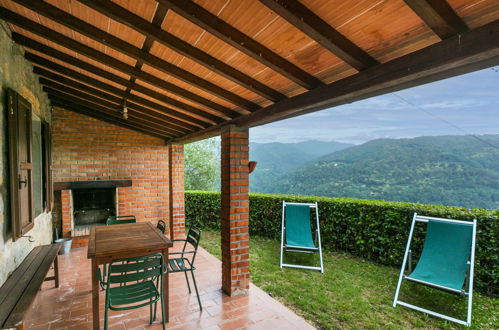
[184,138,220,191]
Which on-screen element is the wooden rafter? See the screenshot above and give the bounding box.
[45,88,180,136]
[38,77,195,132]
[20,45,218,126]
[259,0,378,71]
[15,35,213,126]
[175,19,499,143]
[32,65,210,130]
[123,3,169,99]
[80,0,286,103]
[1,4,249,116]
[40,79,190,135]
[157,0,323,90]
[50,99,171,141]
[404,0,469,39]
[12,0,260,112]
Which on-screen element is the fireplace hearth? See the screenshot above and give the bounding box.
[73,188,116,234]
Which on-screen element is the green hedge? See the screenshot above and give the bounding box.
[185,191,498,296]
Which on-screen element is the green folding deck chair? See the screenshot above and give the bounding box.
[104,253,166,330]
[393,213,477,327]
[280,201,324,273]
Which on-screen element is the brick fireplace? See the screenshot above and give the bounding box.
[52,108,184,248]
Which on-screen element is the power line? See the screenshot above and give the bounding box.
[391,92,499,151]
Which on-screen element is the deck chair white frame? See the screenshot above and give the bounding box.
[393,213,477,327]
[280,201,324,273]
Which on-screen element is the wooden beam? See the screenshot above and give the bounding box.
[157,0,323,90]
[175,20,499,143]
[18,44,216,126]
[10,0,260,112]
[122,4,169,97]
[80,0,286,103]
[38,77,193,134]
[40,82,188,135]
[45,88,180,136]
[259,0,378,71]
[0,7,244,117]
[14,35,221,126]
[404,0,469,39]
[49,99,171,140]
[54,180,133,191]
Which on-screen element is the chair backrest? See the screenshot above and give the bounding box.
[107,253,164,286]
[411,216,474,290]
[184,226,201,250]
[156,220,166,234]
[284,202,316,248]
[106,215,136,225]
[183,226,201,263]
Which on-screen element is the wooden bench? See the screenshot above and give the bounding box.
[0,244,61,329]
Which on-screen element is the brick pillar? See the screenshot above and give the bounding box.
[61,190,72,238]
[168,143,186,239]
[221,125,250,296]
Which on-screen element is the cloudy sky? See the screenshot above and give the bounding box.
[250,67,499,145]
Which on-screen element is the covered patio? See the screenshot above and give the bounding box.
[0,0,498,329]
[23,245,313,329]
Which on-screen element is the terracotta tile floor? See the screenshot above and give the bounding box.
[25,243,314,329]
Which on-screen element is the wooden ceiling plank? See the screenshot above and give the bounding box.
[0,4,246,116]
[258,0,378,71]
[404,0,469,39]
[44,86,181,135]
[157,0,323,90]
[80,0,286,103]
[40,78,190,135]
[11,32,220,126]
[175,19,499,143]
[49,97,172,140]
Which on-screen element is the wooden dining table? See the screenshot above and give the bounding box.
[87,222,173,329]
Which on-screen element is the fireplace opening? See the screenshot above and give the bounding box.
[73,188,116,232]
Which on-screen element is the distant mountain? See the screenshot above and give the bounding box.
[264,135,499,209]
[249,140,353,192]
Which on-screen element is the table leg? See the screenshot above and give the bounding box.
[162,248,169,322]
[91,259,100,329]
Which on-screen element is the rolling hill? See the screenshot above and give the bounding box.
[256,135,499,209]
[249,140,353,192]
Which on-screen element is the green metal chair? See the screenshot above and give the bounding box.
[393,213,477,327]
[167,227,202,311]
[104,253,166,330]
[99,215,138,289]
[280,201,324,273]
[106,215,137,225]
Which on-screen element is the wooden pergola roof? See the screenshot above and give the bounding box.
[1,0,498,142]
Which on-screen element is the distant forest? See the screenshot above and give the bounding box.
[249,135,499,209]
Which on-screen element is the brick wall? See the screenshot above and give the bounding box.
[168,144,185,239]
[220,126,250,296]
[52,108,170,239]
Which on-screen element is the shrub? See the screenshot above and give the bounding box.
[185,191,498,296]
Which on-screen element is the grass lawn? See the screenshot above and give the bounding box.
[200,230,498,329]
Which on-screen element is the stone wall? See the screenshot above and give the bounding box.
[0,20,53,286]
